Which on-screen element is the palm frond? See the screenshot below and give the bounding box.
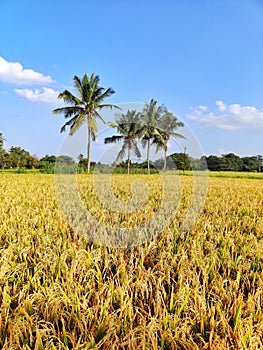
[95,87,115,103]
[90,73,100,87]
[88,117,98,135]
[73,75,83,98]
[116,143,127,162]
[108,121,118,129]
[97,103,122,111]
[90,128,96,141]
[170,132,186,139]
[133,143,141,158]
[93,87,105,100]
[151,133,166,152]
[53,106,83,118]
[81,74,89,87]
[69,114,86,135]
[60,115,79,133]
[94,110,105,124]
[57,89,82,105]
[104,135,123,144]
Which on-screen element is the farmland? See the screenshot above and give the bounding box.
[0,173,263,349]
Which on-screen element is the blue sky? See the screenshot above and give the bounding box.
[0,0,263,161]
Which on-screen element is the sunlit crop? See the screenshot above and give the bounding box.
[0,173,263,349]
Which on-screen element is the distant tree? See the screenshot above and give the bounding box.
[205,153,262,172]
[222,153,243,171]
[0,146,38,169]
[40,155,57,163]
[77,154,96,172]
[206,155,228,171]
[56,155,75,165]
[8,147,37,169]
[192,155,207,170]
[241,156,259,172]
[39,155,56,173]
[257,155,263,172]
[168,153,252,172]
[77,153,85,171]
[105,110,142,174]
[153,158,165,170]
[169,152,191,170]
[26,154,39,169]
[0,133,6,168]
[53,155,76,174]
[0,133,4,152]
[53,74,120,173]
[1,152,10,169]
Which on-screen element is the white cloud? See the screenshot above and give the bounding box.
[197,105,208,111]
[0,56,54,85]
[215,100,227,112]
[14,87,60,105]
[187,100,263,131]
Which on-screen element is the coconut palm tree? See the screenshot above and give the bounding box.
[104,110,142,174]
[140,99,167,174]
[152,112,185,171]
[53,73,120,173]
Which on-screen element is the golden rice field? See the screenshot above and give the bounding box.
[0,173,263,349]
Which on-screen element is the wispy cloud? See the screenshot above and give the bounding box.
[187,100,263,131]
[0,56,54,85]
[14,87,60,105]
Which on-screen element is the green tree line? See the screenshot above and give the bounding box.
[0,132,262,173]
[0,133,38,170]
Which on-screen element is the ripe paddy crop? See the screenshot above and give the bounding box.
[0,173,263,349]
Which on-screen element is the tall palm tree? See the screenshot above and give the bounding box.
[140,99,167,174]
[152,112,185,171]
[104,110,142,174]
[53,73,120,173]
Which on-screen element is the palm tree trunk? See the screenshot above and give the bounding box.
[163,148,167,171]
[127,145,131,175]
[87,125,91,173]
[147,138,150,175]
